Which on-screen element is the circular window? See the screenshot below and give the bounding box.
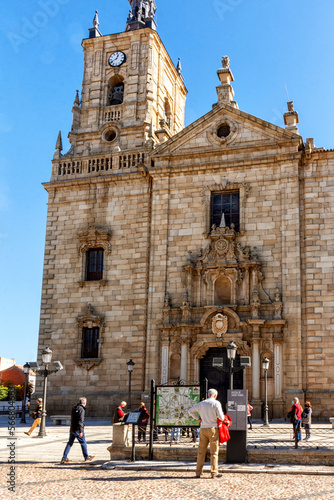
[103,129,117,142]
[217,123,231,138]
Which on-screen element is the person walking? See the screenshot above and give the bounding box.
[302,401,312,441]
[24,398,43,436]
[247,402,253,430]
[188,388,224,479]
[137,402,149,442]
[60,397,94,464]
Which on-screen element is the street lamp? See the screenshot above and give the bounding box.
[127,359,135,409]
[262,357,270,427]
[38,347,53,438]
[20,362,30,424]
[226,341,237,390]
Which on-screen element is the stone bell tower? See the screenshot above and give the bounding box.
[54,3,187,174]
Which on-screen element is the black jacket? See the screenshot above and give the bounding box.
[70,404,86,433]
[33,403,42,418]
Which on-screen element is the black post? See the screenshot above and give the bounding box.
[149,379,155,461]
[263,369,270,427]
[38,367,48,438]
[294,424,298,449]
[20,365,29,424]
[131,424,136,462]
[230,359,234,390]
[128,371,132,409]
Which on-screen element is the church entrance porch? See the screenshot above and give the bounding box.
[200,347,243,409]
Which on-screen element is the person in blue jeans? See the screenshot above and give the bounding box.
[60,397,95,464]
[170,427,180,444]
[290,397,302,442]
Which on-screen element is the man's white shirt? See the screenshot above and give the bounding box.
[188,397,224,428]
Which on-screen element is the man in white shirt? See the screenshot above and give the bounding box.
[188,388,224,478]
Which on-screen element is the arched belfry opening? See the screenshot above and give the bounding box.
[108,76,124,106]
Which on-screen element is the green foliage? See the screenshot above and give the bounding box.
[1,384,24,400]
[0,386,9,401]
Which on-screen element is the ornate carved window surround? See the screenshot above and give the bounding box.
[78,225,112,284]
[74,304,105,371]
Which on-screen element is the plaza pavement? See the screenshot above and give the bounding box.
[1,416,334,500]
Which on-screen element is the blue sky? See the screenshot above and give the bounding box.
[1,0,333,366]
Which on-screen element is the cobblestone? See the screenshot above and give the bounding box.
[2,417,334,499]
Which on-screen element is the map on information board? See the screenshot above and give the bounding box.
[156,386,201,427]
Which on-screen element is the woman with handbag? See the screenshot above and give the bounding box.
[302,401,312,441]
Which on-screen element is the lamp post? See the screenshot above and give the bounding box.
[20,362,30,424]
[262,357,270,427]
[127,359,135,409]
[226,341,237,390]
[38,347,53,438]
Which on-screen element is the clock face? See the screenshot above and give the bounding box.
[108,51,126,67]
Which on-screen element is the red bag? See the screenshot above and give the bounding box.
[217,414,232,444]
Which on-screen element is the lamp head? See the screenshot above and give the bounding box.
[41,347,53,365]
[226,341,237,361]
[262,357,270,371]
[53,360,63,371]
[127,358,135,372]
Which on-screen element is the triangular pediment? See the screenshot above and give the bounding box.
[152,103,302,157]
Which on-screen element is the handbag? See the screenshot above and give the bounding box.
[217,414,232,444]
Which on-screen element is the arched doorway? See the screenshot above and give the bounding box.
[200,347,243,410]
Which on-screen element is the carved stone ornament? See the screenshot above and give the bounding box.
[207,118,238,147]
[73,358,103,372]
[212,313,228,337]
[78,225,112,254]
[77,303,105,329]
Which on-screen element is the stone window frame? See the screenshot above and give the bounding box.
[202,181,250,235]
[74,304,105,371]
[78,225,112,286]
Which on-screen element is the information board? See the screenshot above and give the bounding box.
[124,412,141,424]
[227,389,248,431]
[156,386,201,427]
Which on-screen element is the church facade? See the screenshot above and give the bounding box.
[36,1,334,419]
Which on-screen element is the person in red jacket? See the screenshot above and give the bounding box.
[290,397,303,442]
[112,401,127,423]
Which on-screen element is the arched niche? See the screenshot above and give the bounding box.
[214,276,231,305]
[170,353,181,380]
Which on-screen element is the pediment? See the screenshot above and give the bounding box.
[153,103,302,157]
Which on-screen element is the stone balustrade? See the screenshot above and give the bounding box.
[52,152,146,180]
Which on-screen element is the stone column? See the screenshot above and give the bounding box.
[274,342,282,399]
[252,338,260,400]
[161,344,169,384]
[180,343,188,382]
[248,320,265,419]
[193,357,199,382]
